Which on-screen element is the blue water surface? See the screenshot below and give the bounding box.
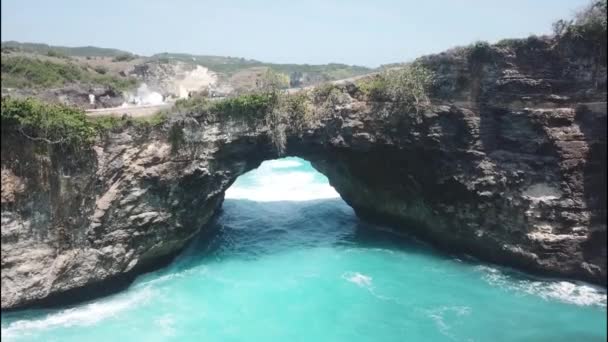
[2,157,606,341]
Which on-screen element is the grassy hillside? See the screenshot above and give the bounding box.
[1,41,134,58]
[149,52,372,79]
[1,56,137,90]
[1,41,374,95]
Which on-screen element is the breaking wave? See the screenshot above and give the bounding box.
[1,287,154,339]
[224,157,340,201]
[476,265,607,307]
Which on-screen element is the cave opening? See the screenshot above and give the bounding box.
[225,157,341,203]
[175,156,363,264]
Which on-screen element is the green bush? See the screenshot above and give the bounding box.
[89,115,125,131]
[46,50,68,59]
[94,66,108,74]
[174,96,211,114]
[553,0,607,63]
[89,111,168,132]
[267,91,315,153]
[167,87,316,154]
[168,123,185,153]
[357,75,389,100]
[211,93,278,123]
[555,0,607,38]
[356,64,434,111]
[467,41,493,64]
[112,53,136,62]
[283,92,314,131]
[94,75,137,92]
[311,82,339,100]
[257,69,290,90]
[2,97,168,148]
[1,97,96,146]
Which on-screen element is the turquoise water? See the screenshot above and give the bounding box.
[2,157,606,341]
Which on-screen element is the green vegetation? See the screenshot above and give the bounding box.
[310,83,350,117]
[46,50,69,59]
[173,96,211,114]
[93,66,108,74]
[467,41,493,64]
[168,123,185,153]
[171,64,431,154]
[1,96,96,146]
[356,76,389,100]
[357,64,434,111]
[149,52,259,74]
[89,111,167,132]
[212,93,278,123]
[112,53,136,62]
[553,0,607,62]
[312,82,340,100]
[1,57,137,90]
[149,52,371,81]
[1,41,134,57]
[257,69,290,90]
[552,0,606,40]
[2,97,169,148]
[283,92,314,132]
[267,63,371,84]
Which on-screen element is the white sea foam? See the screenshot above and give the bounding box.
[342,272,373,287]
[425,306,472,339]
[156,313,176,336]
[262,159,303,169]
[1,287,154,339]
[225,159,340,202]
[476,265,607,307]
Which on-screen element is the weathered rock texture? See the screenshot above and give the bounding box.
[2,35,606,310]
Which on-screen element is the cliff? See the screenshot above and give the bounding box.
[1,34,606,309]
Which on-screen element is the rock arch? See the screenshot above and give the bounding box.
[2,36,606,309]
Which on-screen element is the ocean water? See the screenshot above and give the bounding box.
[2,157,606,341]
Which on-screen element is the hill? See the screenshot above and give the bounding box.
[1,41,134,58]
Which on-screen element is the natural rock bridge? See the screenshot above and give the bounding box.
[1,36,606,309]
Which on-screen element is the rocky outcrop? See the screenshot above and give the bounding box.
[1,35,606,310]
[128,61,219,99]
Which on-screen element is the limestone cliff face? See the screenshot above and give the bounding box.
[1,36,606,309]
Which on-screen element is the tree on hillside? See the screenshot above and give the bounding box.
[256,69,290,92]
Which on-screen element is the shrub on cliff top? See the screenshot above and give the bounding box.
[89,111,168,132]
[283,92,314,132]
[211,92,278,123]
[173,96,212,116]
[553,0,607,64]
[467,41,493,64]
[257,69,290,91]
[553,0,607,39]
[357,64,434,112]
[1,96,96,146]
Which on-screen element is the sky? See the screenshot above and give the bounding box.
[1,0,590,67]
